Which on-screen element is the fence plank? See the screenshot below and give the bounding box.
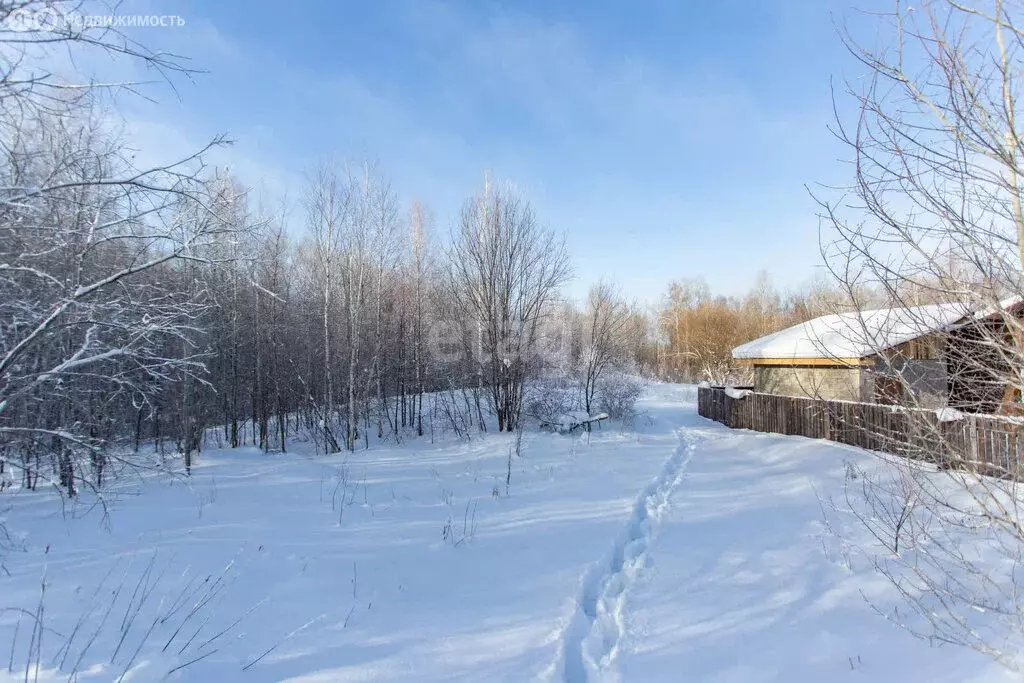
[696,386,1024,480]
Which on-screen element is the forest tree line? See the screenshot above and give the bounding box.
[1,120,665,496]
[651,271,863,383]
[0,2,660,497]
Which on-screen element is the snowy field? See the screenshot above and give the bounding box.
[0,384,1014,682]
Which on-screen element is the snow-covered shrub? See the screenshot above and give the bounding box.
[596,373,644,421]
[523,377,578,420]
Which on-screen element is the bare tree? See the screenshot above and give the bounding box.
[818,0,1024,668]
[304,162,351,453]
[366,172,400,442]
[0,0,241,493]
[447,179,571,432]
[409,200,433,436]
[579,281,634,414]
[0,112,233,490]
[338,163,376,450]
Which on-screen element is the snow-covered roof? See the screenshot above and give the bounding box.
[732,302,972,360]
[972,295,1024,320]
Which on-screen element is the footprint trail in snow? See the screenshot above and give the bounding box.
[553,427,697,683]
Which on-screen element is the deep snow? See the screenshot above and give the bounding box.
[0,384,1014,682]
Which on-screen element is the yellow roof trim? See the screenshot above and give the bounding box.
[738,357,873,367]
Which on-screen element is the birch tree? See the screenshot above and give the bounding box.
[366,173,400,441]
[409,200,433,436]
[304,162,350,453]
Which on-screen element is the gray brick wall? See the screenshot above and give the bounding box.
[753,360,949,407]
[754,365,863,402]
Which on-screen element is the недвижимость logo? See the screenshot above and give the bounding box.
[4,7,185,31]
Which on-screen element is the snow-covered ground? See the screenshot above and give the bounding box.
[0,384,1014,682]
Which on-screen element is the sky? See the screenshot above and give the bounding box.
[92,0,883,304]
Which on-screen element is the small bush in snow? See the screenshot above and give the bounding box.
[596,374,644,422]
[523,378,577,420]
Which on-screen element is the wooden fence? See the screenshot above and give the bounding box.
[697,386,1024,478]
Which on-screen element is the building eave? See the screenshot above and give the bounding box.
[735,357,874,367]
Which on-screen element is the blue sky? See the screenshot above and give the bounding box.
[114,0,878,303]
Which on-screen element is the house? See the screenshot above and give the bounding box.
[732,303,973,408]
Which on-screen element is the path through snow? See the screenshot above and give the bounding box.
[553,425,699,683]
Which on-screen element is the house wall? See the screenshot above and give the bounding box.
[746,334,954,407]
[753,365,863,402]
[868,335,949,407]
[863,351,949,408]
[892,359,948,408]
[754,362,948,406]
